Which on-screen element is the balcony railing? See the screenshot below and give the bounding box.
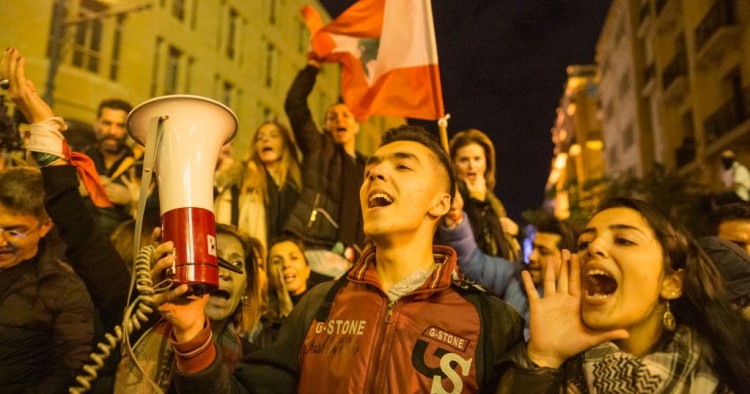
[662,52,687,90]
[704,86,750,143]
[656,0,669,16]
[695,0,736,51]
[675,140,696,168]
[639,2,651,25]
[644,62,656,84]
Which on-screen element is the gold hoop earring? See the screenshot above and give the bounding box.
[663,300,676,332]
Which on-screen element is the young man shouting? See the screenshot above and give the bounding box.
[158,125,525,393]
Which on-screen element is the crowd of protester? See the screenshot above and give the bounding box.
[2,44,750,394]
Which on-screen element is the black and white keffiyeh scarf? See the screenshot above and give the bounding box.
[566,326,728,393]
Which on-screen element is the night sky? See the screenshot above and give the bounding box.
[319,0,612,221]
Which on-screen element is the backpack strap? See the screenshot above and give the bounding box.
[313,270,352,322]
[451,280,496,394]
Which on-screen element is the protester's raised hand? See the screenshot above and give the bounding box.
[521,250,629,369]
[1,48,53,123]
[464,173,487,201]
[500,216,519,237]
[444,188,464,229]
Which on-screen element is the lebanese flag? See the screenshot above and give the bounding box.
[302,0,445,121]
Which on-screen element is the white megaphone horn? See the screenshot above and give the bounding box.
[127,95,237,296]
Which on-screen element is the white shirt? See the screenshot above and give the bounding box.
[722,161,750,201]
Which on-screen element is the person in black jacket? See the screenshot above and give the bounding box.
[283,59,367,278]
[3,46,262,393]
[0,166,95,393]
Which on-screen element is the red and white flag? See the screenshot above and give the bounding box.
[302,0,445,121]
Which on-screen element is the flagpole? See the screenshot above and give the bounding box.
[438,113,451,153]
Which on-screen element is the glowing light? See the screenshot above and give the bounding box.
[586,140,604,150]
[569,144,581,156]
[553,153,568,170]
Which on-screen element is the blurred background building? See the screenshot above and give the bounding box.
[543,0,750,224]
[0,0,401,158]
[545,65,605,221]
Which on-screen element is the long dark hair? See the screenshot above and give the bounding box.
[243,121,301,196]
[215,223,261,334]
[596,197,750,391]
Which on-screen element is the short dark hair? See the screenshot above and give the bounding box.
[535,214,577,252]
[708,202,750,235]
[97,98,132,117]
[380,125,455,203]
[0,167,48,221]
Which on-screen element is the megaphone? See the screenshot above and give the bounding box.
[127,95,237,296]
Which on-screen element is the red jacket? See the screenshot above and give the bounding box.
[172,245,524,393]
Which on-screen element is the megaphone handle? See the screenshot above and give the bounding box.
[128,116,166,301]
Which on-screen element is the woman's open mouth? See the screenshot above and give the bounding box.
[211,289,231,300]
[583,269,618,301]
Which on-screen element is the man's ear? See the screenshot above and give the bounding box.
[428,193,451,219]
[39,219,54,238]
[660,269,685,299]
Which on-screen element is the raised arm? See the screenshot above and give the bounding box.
[43,165,131,330]
[284,61,324,154]
[3,47,130,330]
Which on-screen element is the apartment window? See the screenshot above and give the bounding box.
[605,100,614,122]
[215,10,221,49]
[222,81,233,106]
[609,147,619,167]
[72,0,106,73]
[165,46,182,95]
[600,57,611,78]
[265,42,276,88]
[269,0,277,24]
[298,20,308,54]
[623,123,634,150]
[619,71,631,97]
[227,9,238,59]
[681,110,695,141]
[614,19,626,48]
[185,57,194,93]
[172,0,185,21]
[151,37,162,96]
[191,0,198,29]
[109,15,124,80]
[725,68,744,107]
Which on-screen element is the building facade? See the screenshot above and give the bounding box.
[597,0,656,179]
[0,0,399,157]
[596,0,750,193]
[546,65,605,220]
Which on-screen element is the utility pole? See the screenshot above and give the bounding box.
[43,0,152,106]
[43,0,66,106]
